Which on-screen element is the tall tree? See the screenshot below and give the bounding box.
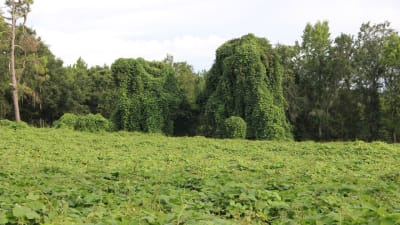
[202,34,292,140]
[354,22,393,141]
[381,32,400,142]
[0,14,11,118]
[328,33,359,140]
[275,44,302,138]
[297,21,336,140]
[163,55,205,136]
[5,0,33,122]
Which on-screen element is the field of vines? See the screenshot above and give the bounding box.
[0,125,400,225]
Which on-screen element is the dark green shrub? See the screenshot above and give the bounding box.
[74,114,110,132]
[223,116,247,139]
[53,113,78,129]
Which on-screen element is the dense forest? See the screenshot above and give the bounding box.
[1,8,400,142]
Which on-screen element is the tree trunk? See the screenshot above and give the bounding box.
[9,2,21,122]
[318,123,322,140]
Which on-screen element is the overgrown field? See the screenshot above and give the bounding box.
[0,126,400,225]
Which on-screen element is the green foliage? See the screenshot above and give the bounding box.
[1,127,400,224]
[381,32,400,143]
[164,55,205,136]
[0,119,29,129]
[74,113,110,132]
[111,58,182,135]
[1,11,400,143]
[297,21,334,140]
[353,22,394,141]
[203,34,292,140]
[54,113,110,132]
[53,113,78,129]
[223,116,247,139]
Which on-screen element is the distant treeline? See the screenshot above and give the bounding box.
[0,15,399,142]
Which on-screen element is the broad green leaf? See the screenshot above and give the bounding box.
[26,192,40,201]
[12,205,40,219]
[0,213,8,225]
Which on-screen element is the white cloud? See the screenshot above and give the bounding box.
[3,0,398,71]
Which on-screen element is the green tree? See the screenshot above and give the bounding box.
[202,34,292,140]
[163,55,205,136]
[354,22,394,141]
[111,58,182,135]
[297,21,340,140]
[0,14,11,118]
[328,33,360,140]
[381,32,400,142]
[275,44,302,138]
[86,65,116,118]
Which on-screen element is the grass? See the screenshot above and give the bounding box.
[0,126,400,224]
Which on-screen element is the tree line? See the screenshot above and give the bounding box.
[1,5,399,142]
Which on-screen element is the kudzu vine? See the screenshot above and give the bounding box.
[203,34,292,140]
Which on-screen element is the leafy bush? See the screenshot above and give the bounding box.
[0,119,29,129]
[53,113,78,129]
[74,114,110,132]
[223,116,247,139]
[54,113,110,132]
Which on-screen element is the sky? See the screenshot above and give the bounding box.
[3,0,400,71]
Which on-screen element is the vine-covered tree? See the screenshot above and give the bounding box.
[111,58,182,135]
[202,34,292,140]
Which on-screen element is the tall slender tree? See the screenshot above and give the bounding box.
[354,22,393,141]
[381,32,400,142]
[5,0,33,122]
[298,21,334,140]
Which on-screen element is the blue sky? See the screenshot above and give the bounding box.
[4,0,399,71]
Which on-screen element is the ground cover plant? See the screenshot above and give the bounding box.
[0,126,399,224]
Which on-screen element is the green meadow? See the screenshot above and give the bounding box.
[0,126,399,224]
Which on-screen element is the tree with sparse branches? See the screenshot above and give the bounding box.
[4,0,33,122]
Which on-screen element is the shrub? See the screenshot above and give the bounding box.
[53,113,78,129]
[223,116,247,139]
[54,113,111,132]
[0,119,29,129]
[74,114,110,132]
